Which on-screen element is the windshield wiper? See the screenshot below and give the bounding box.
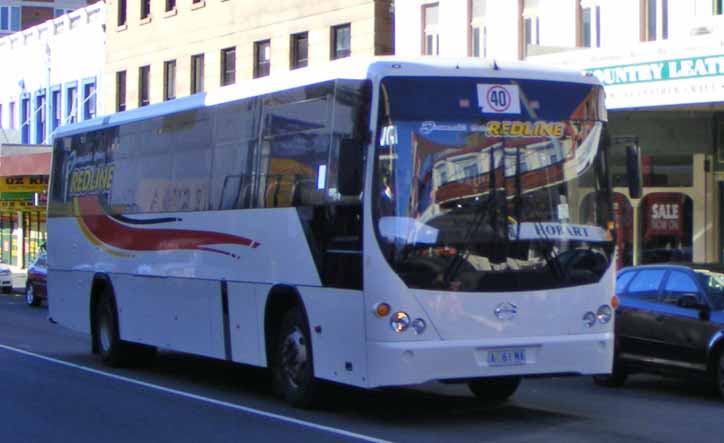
[441,147,500,288]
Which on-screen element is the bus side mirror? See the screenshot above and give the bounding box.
[338,138,364,197]
[625,144,643,199]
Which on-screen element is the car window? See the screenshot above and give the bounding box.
[615,271,636,295]
[662,271,700,306]
[696,271,724,310]
[626,269,666,301]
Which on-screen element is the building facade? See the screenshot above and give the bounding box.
[0,2,104,268]
[104,0,394,112]
[395,0,724,266]
[0,0,92,38]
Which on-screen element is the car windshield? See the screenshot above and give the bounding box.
[696,271,724,310]
[373,76,614,292]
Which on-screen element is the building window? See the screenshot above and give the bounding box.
[164,60,176,100]
[165,0,175,12]
[116,71,127,112]
[0,6,21,32]
[470,0,487,57]
[642,0,668,41]
[254,40,271,78]
[83,83,96,120]
[8,102,15,129]
[190,54,204,94]
[579,1,601,48]
[54,9,73,18]
[139,65,150,107]
[118,0,127,26]
[220,47,236,86]
[522,0,540,58]
[290,32,308,69]
[21,97,30,144]
[35,94,46,144]
[331,23,351,59]
[141,0,150,20]
[422,4,439,55]
[51,89,60,131]
[66,86,77,124]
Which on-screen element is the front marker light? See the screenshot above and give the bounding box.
[411,318,426,335]
[597,305,613,324]
[390,311,410,333]
[583,311,597,328]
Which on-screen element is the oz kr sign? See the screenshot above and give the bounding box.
[0,176,48,193]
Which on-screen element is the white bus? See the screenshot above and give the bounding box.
[48,58,631,407]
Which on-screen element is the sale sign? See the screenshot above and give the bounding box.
[645,193,684,238]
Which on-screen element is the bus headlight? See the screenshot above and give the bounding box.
[597,305,613,324]
[390,311,410,333]
[582,311,596,328]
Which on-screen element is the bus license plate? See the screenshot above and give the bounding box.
[487,349,526,366]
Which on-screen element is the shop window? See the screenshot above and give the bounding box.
[640,192,692,264]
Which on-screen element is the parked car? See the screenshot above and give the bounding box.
[25,251,47,307]
[0,261,12,293]
[595,264,724,399]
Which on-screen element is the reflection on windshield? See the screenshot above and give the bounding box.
[373,77,614,292]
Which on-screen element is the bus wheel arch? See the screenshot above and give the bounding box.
[264,285,320,408]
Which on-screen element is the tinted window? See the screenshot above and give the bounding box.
[662,270,700,306]
[626,269,666,301]
[615,271,635,295]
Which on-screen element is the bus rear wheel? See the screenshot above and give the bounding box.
[468,377,521,403]
[95,292,126,367]
[272,307,320,408]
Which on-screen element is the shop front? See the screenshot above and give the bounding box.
[0,146,50,269]
[533,43,724,267]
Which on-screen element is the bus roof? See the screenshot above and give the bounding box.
[54,57,600,139]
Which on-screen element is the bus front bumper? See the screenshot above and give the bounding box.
[366,332,613,388]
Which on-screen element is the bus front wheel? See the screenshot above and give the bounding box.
[272,307,320,408]
[468,376,521,403]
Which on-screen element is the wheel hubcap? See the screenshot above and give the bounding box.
[25,286,34,304]
[280,328,308,389]
[99,308,112,353]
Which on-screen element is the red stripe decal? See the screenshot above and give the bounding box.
[77,196,260,254]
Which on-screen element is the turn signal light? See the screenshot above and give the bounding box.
[610,295,620,310]
[374,303,391,317]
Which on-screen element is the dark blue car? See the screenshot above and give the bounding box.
[595,264,724,399]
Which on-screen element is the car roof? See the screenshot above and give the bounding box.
[618,263,724,275]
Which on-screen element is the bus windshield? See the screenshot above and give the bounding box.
[373,76,614,292]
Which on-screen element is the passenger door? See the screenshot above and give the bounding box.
[653,270,715,373]
[616,269,667,363]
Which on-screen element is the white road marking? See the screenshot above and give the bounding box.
[0,343,395,443]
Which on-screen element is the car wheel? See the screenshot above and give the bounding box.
[715,348,724,400]
[272,307,320,408]
[593,358,627,387]
[25,283,41,307]
[468,377,521,403]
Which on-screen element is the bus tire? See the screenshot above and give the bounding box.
[94,291,128,367]
[468,376,521,403]
[272,306,320,408]
[592,357,627,387]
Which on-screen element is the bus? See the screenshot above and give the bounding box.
[48,58,634,407]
